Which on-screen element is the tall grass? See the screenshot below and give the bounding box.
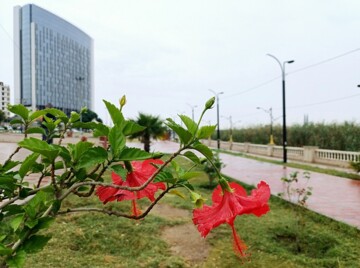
[218,121,360,151]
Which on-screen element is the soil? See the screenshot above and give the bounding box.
[150,204,210,265]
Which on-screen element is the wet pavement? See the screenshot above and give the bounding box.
[1,135,359,229]
[145,141,360,229]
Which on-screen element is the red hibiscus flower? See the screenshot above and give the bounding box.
[192,180,270,257]
[96,159,166,215]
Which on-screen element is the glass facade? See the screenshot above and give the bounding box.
[14,4,93,114]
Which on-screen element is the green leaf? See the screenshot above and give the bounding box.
[10,119,23,125]
[29,110,46,121]
[18,138,60,162]
[169,189,186,199]
[179,114,197,135]
[69,111,80,123]
[118,147,156,161]
[123,121,146,136]
[154,171,176,184]
[165,118,192,144]
[10,214,25,232]
[25,219,39,229]
[108,125,126,158]
[111,164,127,180]
[197,125,217,139]
[19,153,40,178]
[84,122,109,137]
[0,176,17,193]
[8,104,29,121]
[1,204,24,217]
[25,127,46,135]
[22,235,51,253]
[183,151,201,164]
[181,171,204,180]
[77,147,108,169]
[1,160,20,172]
[6,250,26,268]
[71,142,93,162]
[0,244,12,256]
[192,143,213,160]
[103,100,125,126]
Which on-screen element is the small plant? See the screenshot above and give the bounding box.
[279,171,312,207]
[278,171,312,253]
[350,161,360,173]
[201,152,225,187]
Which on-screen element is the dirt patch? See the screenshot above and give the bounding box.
[150,203,191,220]
[150,204,210,265]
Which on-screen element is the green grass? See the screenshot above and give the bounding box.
[24,171,360,268]
[217,149,360,181]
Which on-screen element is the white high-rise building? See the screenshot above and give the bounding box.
[14,4,94,115]
[0,82,11,118]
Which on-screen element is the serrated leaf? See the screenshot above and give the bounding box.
[165,118,192,144]
[25,219,39,229]
[8,104,29,121]
[192,143,213,160]
[181,171,204,180]
[103,100,125,126]
[154,171,175,183]
[0,176,17,193]
[169,190,186,199]
[6,250,26,268]
[111,164,127,180]
[71,141,93,162]
[22,235,51,253]
[1,160,20,172]
[10,214,25,231]
[179,114,197,135]
[19,153,40,178]
[123,121,146,136]
[108,125,126,158]
[18,138,60,162]
[183,151,201,164]
[77,147,108,169]
[117,147,155,161]
[197,125,217,139]
[92,123,109,137]
[29,110,46,121]
[69,111,80,123]
[0,244,12,256]
[25,127,46,135]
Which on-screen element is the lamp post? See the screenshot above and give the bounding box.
[187,103,198,121]
[75,76,85,135]
[209,89,224,149]
[267,54,294,163]
[257,106,275,145]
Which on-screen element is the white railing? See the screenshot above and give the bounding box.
[203,140,360,168]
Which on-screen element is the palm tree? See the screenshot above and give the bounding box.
[130,113,167,152]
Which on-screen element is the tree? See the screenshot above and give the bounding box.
[82,109,102,123]
[130,113,167,152]
[0,110,5,124]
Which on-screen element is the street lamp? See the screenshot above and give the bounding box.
[209,89,224,149]
[257,106,275,145]
[267,54,294,163]
[75,76,85,134]
[187,103,198,121]
[221,115,241,150]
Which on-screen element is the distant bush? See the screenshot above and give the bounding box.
[217,121,360,151]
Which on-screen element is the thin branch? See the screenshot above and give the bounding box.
[59,146,185,201]
[0,186,50,210]
[59,185,175,219]
[3,146,21,167]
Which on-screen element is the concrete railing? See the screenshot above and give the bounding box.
[205,139,360,168]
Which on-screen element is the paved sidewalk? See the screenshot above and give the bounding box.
[1,136,359,229]
[145,141,360,229]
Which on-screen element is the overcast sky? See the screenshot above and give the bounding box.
[1,0,360,128]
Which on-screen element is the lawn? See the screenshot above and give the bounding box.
[24,170,360,268]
